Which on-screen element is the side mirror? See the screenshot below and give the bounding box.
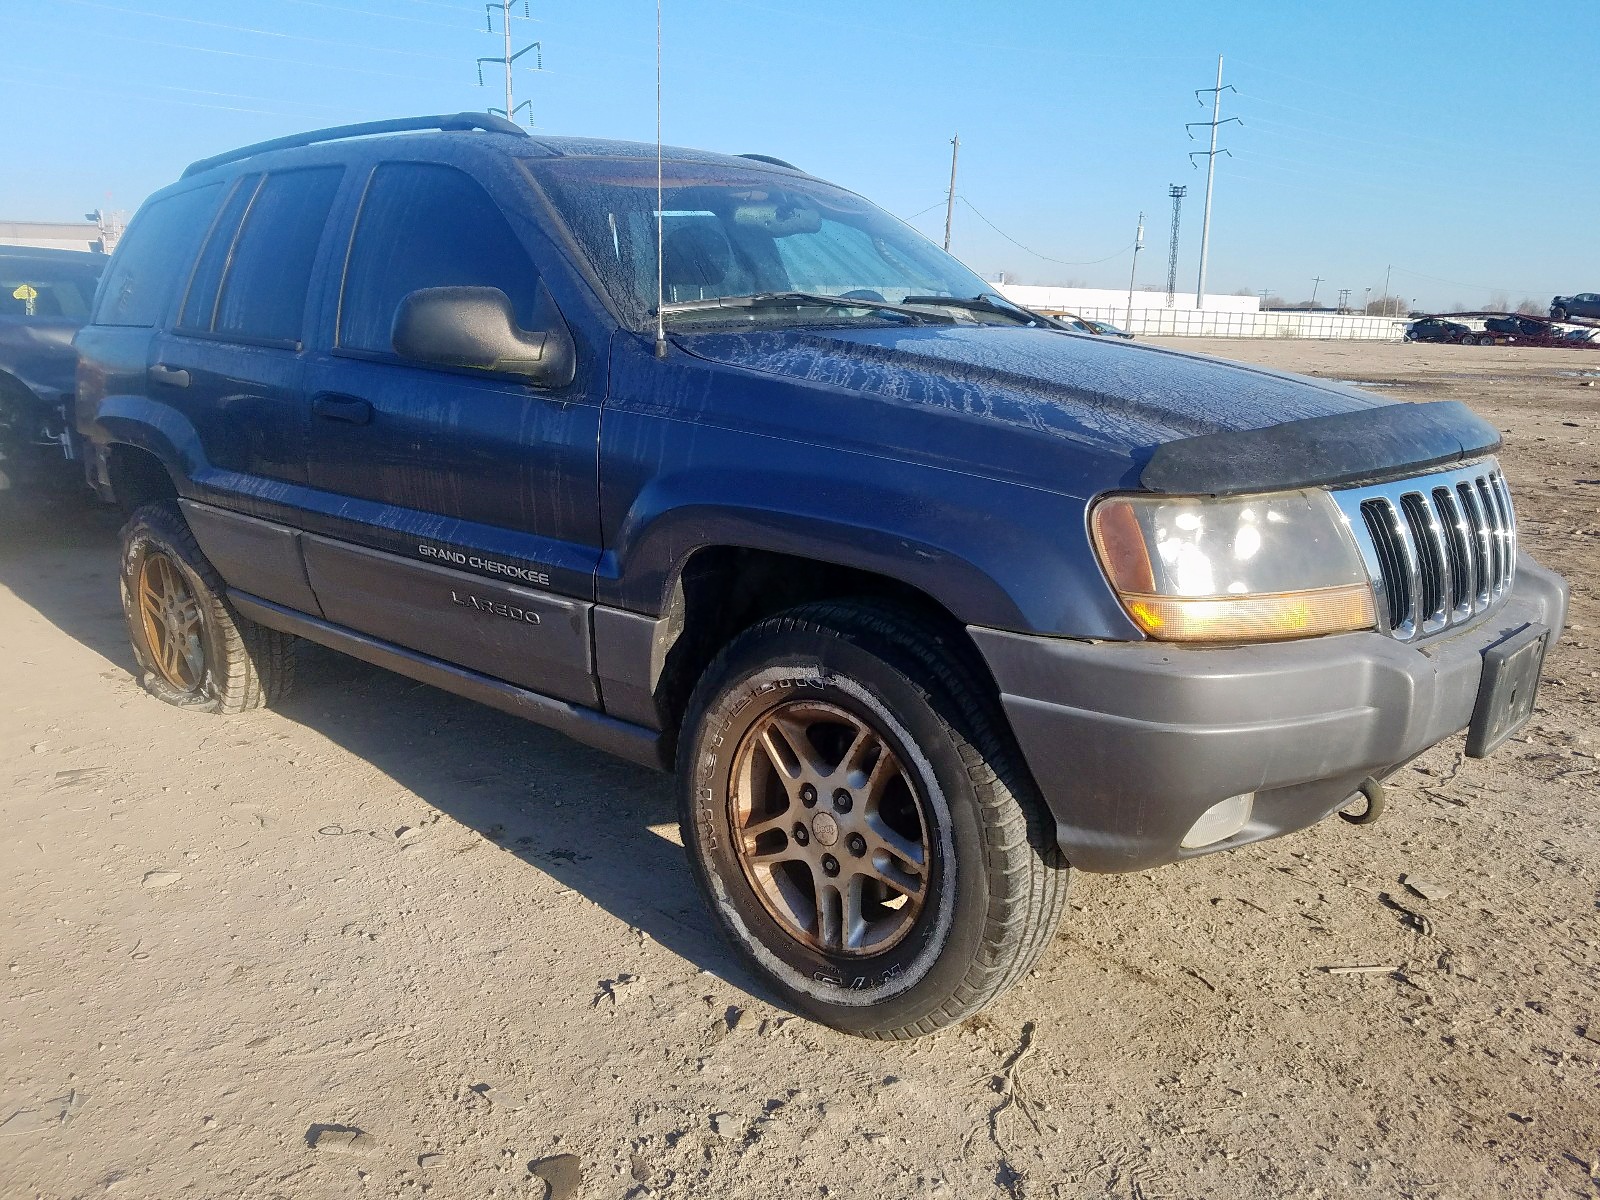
[391,283,575,388]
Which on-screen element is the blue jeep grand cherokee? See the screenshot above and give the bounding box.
[75,114,1568,1038]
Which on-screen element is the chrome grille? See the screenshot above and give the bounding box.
[1333,460,1515,641]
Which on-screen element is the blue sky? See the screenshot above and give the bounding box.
[2,0,1594,311]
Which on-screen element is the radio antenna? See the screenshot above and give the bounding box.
[653,0,667,358]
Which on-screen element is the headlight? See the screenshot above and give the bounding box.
[1090,489,1376,642]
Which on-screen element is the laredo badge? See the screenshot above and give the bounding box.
[450,590,541,625]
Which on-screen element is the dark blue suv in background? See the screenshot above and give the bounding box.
[75,114,1568,1038]
[0,245,106,503]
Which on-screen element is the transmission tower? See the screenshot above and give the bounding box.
[478,1,543,125]
[1187,54,1240,308]
[1164,185,1186,308]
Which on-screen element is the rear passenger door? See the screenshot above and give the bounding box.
[151,166,344,500]
[298,159,603,706]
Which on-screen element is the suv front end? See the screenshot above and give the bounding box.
[970,456,1568,872]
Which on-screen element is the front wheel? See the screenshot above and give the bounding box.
[678,601,1068,1039]
[1552,308,1568,321]
[119,500,295,713]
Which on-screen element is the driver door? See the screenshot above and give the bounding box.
[300,158,603,705]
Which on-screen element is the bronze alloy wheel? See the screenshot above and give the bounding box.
[729,699,931,956]
[136,550,205,691]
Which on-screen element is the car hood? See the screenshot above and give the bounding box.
[672,324,1391,459]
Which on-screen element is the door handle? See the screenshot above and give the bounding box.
[147,364,190,388]
[312,393,373,425]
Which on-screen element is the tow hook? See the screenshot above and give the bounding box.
[1339,776,1387,826]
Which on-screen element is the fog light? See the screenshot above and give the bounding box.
[1181,792,1254,849]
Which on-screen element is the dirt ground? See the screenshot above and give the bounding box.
[2,339,1596,1200]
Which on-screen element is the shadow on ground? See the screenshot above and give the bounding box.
[0,499,763,999]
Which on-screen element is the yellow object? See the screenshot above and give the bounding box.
[1120,584,1376,643]
[12,284,38,301]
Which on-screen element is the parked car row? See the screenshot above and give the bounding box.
[0,245,106,503]
[1405,312,1600,348]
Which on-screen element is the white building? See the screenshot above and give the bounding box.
[992,283,1259,316]
[0,218,119,254]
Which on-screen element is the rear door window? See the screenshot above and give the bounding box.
[177,174,261,334]
[211,167,343,345]
[338,162,538,355]
[93,184,224,327]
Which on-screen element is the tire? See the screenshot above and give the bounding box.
[1552,308,1567,321]
[119,500,295,713]
[678,600,1069,1039]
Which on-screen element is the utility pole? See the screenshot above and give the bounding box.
[478,1,542,125]
[1164,184,1186,308]
[1311,275,1324,306]
[1187,54,1239,309]
[1383,263,1393,316]
[943,133,960,253]
[1124,211,1145,329]
[1337,287,1350,313]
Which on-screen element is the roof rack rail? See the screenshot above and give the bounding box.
[181,112,528,179]
[736,153,801,171]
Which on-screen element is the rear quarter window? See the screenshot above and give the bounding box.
[93,184,224,327]
[178,174,262,334]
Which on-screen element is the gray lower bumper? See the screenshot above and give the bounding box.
[971,554,1568,873]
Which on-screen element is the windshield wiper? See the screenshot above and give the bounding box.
[658,291,954,324]
[900,293,1064,328]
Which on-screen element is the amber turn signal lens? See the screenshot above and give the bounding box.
[1088,500,1156,595]
[1120,584,1377,643]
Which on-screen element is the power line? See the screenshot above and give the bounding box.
[0,69,330,118]
[0,60,355,113]
[958,196,1132,267]
[1388,265,1546,299]
[267,0,495,31]
[898,200,948,222]
[49,0,464,62]
[1187,53,1239,308]
[3,15,440,81]
[713,0,1190,66]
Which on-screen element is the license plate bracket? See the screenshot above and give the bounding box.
[1465,622,1549,758]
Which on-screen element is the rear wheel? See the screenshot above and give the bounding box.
[119,500,295,713]
[678,600,1068,1039]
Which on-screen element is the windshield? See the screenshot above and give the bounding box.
[0,256,104,321]
[527,157,999,330]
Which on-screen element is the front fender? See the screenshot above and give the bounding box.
[599,444,1141,640]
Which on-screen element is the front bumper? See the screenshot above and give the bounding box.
[971,553,1568,873]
